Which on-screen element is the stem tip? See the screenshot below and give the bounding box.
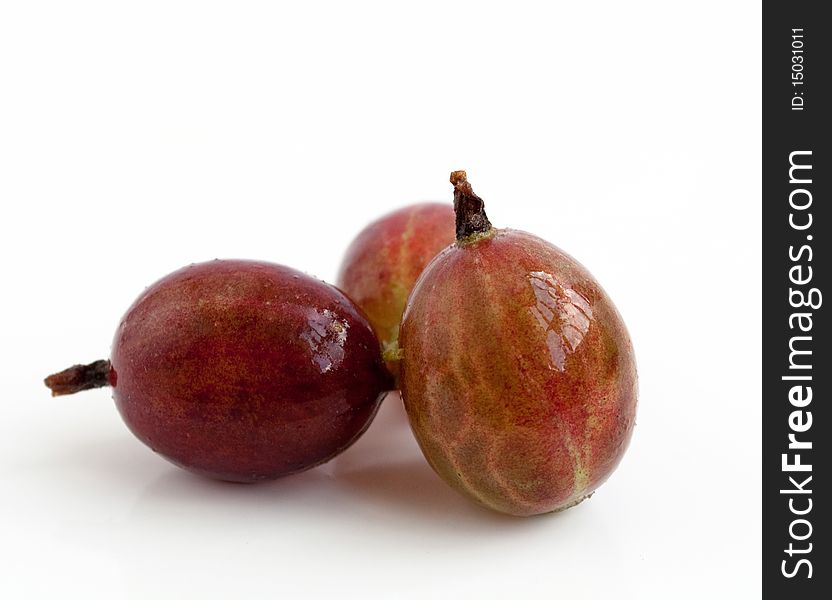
[44,359,113,397]
[450,170,493,241]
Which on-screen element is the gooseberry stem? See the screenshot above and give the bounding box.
[44,359,112,396]
[450,170,493,241]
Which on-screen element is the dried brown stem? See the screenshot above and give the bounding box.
[44,359,112,396]
[450,170,493,241]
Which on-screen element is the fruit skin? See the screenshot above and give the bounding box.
[110,260,390,482]
[399,230,637,516]
[336,203,455,379]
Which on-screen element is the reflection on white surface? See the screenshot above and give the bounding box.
[6,391,625,599]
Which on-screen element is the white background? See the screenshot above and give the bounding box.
[0,2,761,598]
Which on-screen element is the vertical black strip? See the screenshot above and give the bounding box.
[763,2,829,597]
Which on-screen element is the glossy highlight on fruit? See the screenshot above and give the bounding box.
[45,260,391,482]
[399,172,638,516]
[337,203,455,380]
